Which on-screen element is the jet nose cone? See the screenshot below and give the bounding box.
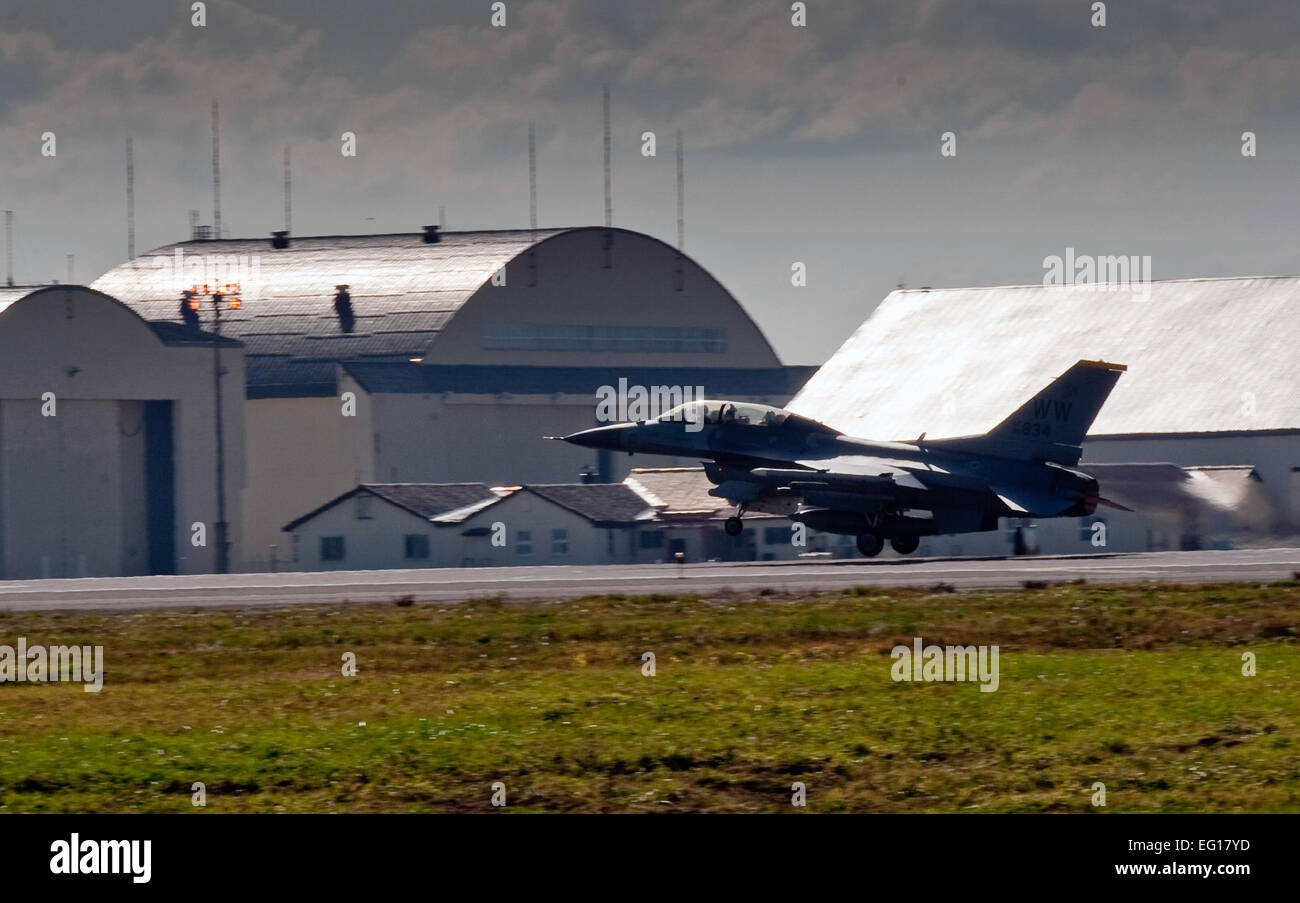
[561,423,631,450]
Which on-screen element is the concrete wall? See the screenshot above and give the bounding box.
[364,388,721,487]
[0,287,245,577]
[241,393,373,571]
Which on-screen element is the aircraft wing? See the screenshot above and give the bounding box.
[794,455,929,491]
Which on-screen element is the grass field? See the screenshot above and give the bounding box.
[0,580,1296,813]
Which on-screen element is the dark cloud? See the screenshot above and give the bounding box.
[0,0,1298,364]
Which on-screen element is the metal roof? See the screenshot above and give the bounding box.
[789,276,1300,439]
[0,284,49,315]
[92,229,567,394]
[342,362,815,398]
[0,284,240,347]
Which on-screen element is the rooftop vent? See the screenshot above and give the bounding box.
[191,224,213,241]
[422,224,441,244]
[270,230,290,249]
[334,284,355,334]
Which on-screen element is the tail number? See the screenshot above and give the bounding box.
[1013,420,1051,438]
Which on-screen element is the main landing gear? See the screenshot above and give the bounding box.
[724,504,747,536]
[890,534,920,555]
[856,532,884,557]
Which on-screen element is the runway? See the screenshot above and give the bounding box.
[0,547,1298,613]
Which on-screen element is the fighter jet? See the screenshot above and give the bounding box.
[556,360,1130,556]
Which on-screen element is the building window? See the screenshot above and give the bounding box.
[356,494,372,520]
[321,536,345,561]
[404,534,430,559]
[551,529,569,555]
[481,323,726,354]
[517,530,532,556]
[764,526,790,545]
[639,531,665,549]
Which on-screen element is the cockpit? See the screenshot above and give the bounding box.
[657,400,840,434]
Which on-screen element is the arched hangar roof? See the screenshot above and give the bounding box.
[91,227,779,396]
[0,284,236,347]
[790,276,1300,438]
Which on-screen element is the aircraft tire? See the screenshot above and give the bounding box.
[890,535,920,555]
[724,516,744,536]
[856,532,884,557]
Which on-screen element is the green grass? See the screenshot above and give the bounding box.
[0,581,1295,812]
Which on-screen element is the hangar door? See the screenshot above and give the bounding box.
[0,398,175,578]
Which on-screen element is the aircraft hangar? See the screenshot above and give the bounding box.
[0,285,244,578]
[789,275,1300,552]
[82,226,812,571]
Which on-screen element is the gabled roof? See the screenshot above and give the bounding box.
[624,467,725,516]
[282,482,497,531]
[623,467,780,520]
[285,480,657,532]
[522,483,657,525]
[791,276,1300,438]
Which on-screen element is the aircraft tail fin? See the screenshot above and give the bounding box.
[926,360,1126,465]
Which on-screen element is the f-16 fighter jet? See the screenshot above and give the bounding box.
[556,360,1130,557]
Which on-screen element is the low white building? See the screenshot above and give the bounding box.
[284,467,822,571]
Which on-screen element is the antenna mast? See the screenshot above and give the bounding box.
[211,100,222,239]
[528,121,537,231]
[283,145,292,234]
[602,85,612,227]
[4,210,12,286]
[126,137,135,259]
[676,129,684,252]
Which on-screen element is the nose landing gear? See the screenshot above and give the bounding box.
[723,503,748,536]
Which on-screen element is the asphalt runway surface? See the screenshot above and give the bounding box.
[0,547,1298,613]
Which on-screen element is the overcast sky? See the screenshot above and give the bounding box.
[2,0,1299,364]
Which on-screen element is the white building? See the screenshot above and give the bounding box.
[284,467,821,571]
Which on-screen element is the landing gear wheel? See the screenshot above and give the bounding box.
[890,534,919,556]
[856,532,884,557]
[724,516,744,536]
